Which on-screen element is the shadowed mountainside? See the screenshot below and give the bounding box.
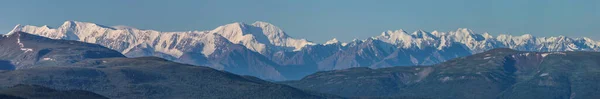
[0,57,340,99]
[0,32,125,70]
[0,84,108,99]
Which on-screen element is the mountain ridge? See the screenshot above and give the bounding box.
[9,20,600,80]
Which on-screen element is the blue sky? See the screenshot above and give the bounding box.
[0,0,598,43]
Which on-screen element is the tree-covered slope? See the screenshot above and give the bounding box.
[0,84,108,99]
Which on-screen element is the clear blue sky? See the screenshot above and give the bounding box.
[1,0,598,43]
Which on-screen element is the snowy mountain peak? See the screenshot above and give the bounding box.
[210,22,253,41]
[325,38,340,45]
[519,34,534,39]
[252,21,290,39]
[430,30,443,37]
[583,37,595,42]
[412,29,426,34]
[457,28,473,33]
[376,29,415,48]
[380,29,408,36]
[482,32,493,39]
[411,29,435,39]
[252,21,279,29]
[41,25,51,29]
[453,28,476,37]
[61,20,74,27]
[7,24,23,35]
[209,21,314,53]
[59,20,86,29]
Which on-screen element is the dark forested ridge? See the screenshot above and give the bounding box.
[0,57,340,99]
[0,84,108,99]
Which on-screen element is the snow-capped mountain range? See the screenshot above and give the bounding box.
[7,21,600,80]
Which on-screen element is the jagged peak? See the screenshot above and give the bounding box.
[325,38,340,45]
[8,31,26,36]
[482,32,493,39]
[6,24,24,35]
[209,21,314,53]
[251,21,276,27]
[5,31,43,39]
[62,20,75,25]
[583,37,595,42]
[211,21,287,38]
[381,29,408,36]
[413,29,426,33]
[457,28,472,32]
[229,22,248,26]
[518,34,534,39]
[59,20,79,28]
[376,29,415,46]
[251,21,289,38]
[430,30,443,36]
[211,22,251,35]
[546,35,569,40]
[41,25,52,29]
[496,34,511,38]
[411,29,424,35]
[454,28,474,35]
[411,29,435,38]
[496,34,529,40]
[447,28,480,42]
[60,20,116,30]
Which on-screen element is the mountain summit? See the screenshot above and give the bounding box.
[209,21,314,54]
[10,21,600,80]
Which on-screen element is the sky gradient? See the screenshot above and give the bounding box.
[1,0,598,43]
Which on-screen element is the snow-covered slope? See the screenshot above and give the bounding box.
[9,21,600,80]
[12,21,291,80]
[371,28,600,53]
[209,21,314,55]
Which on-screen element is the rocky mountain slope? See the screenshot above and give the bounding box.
[12,21,600,80]
[0,32,125,70]
[283,48,600,99]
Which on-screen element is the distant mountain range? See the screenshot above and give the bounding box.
[283,48,600,99]
[4,27,600,99]
[10,21,600,80]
